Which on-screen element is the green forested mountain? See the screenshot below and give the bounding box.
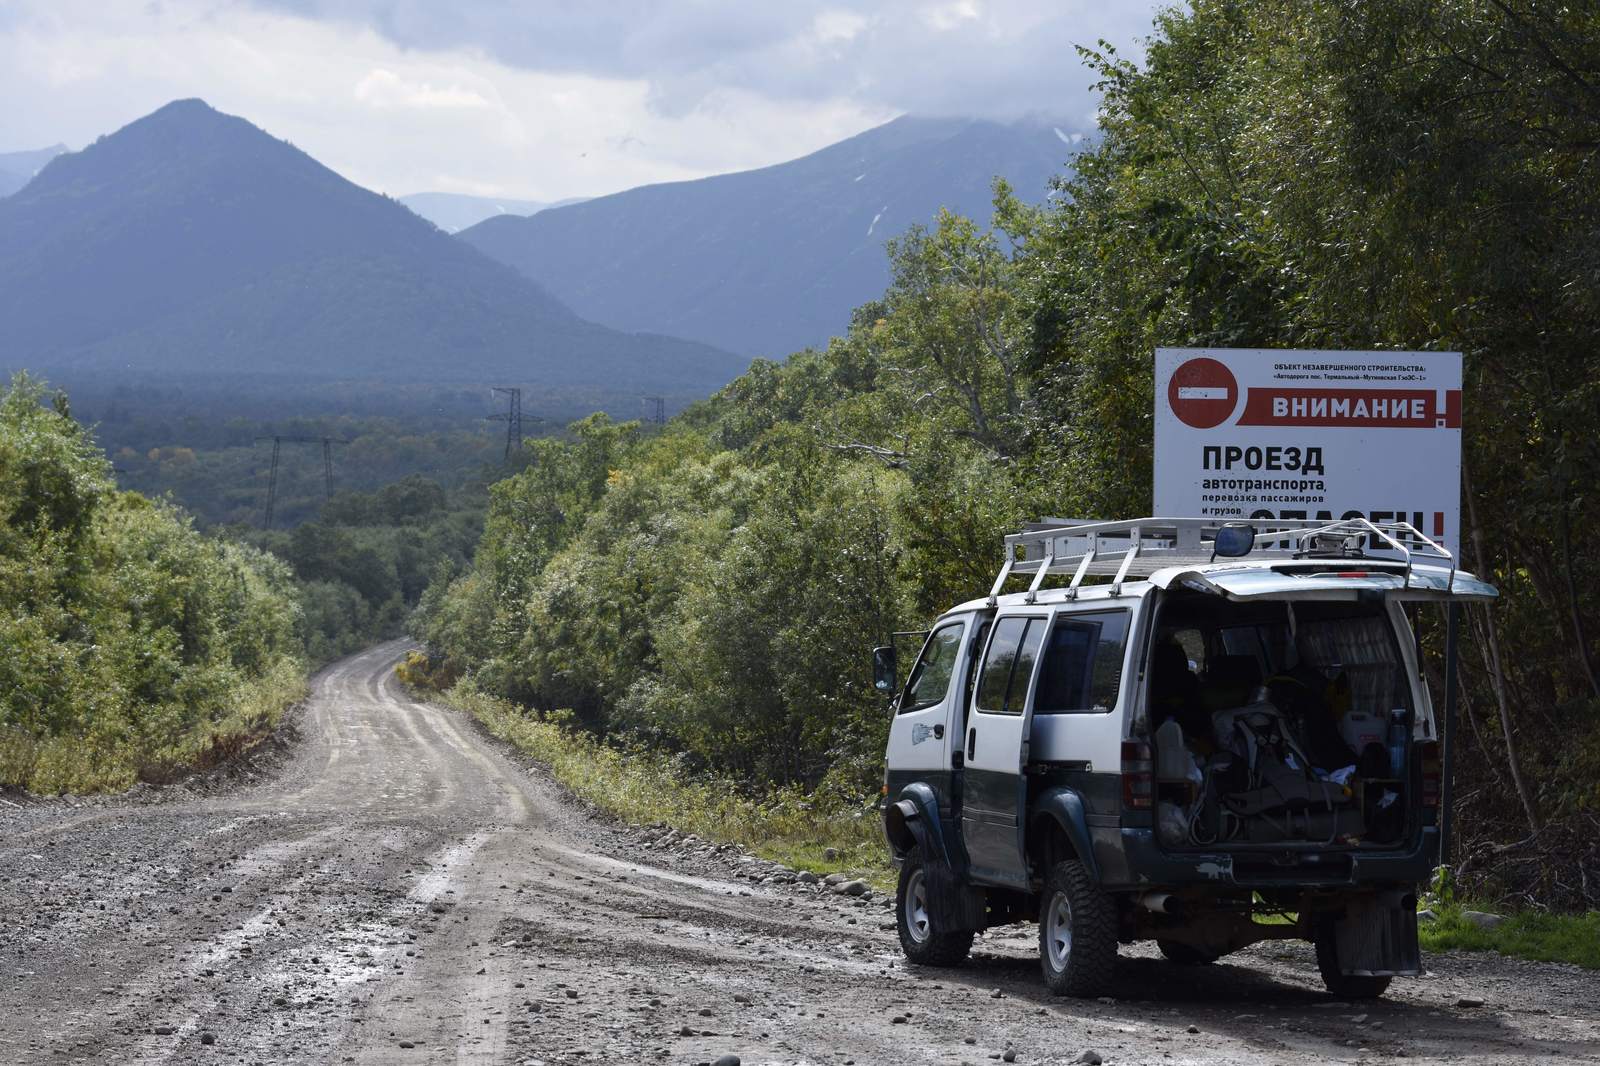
[0,100,746,393]
[459,116,1080,358]
[415,0,1600,910]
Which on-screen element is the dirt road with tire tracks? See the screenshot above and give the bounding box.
[2,642,1597,1065]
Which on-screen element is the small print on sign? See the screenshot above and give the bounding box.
[1153,348,1463,556]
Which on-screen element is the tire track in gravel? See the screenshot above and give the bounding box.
[3,641,1598,1066]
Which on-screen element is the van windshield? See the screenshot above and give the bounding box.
[900,623,964,713]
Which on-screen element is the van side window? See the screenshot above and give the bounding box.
[975,616,1046,715]
[1033,610,1131,714]
[898,622,965,714]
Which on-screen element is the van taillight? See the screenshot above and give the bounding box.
[1419,741,1441,807]
[1122,740,1153,810]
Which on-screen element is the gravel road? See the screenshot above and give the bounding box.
[2,642,1596,1066]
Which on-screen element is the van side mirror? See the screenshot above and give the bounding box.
[872,645,898,696]
[1213,523,1257,558]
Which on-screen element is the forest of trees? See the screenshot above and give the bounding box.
[411,0,1600,910]
[58,377,528,528]
[0,372,489,790]
[249,475,486,662]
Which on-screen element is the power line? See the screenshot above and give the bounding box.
[255,435,349,528]
[643,395,666,426]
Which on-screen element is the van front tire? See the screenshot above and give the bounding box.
[896,847,974,967]
[1039,859,1118,996]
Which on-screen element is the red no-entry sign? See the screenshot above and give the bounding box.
[1167,357,1239,429]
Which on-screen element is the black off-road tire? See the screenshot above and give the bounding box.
[1314,916,1393,1000]
[1038,859,1118,996]
[1157,939,1221,966]
[896,847,974,967]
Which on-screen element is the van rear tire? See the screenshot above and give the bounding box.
[1038,859,1118,996]
[896,847,974,967]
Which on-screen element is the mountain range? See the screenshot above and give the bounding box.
[0,101,744,393]
[0,102,1081,405]
[0,144,69,198]
[461,116,1080,357]
[399,192,585,234]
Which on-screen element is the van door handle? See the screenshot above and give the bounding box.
[932,724,944,739]
[967,728,977,760]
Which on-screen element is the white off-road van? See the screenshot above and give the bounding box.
[876,517,1494,998]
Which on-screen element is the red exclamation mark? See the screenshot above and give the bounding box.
[1433,512,1445,538]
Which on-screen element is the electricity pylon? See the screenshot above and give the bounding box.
[256,435,349,528]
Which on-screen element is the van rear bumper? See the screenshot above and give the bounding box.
[1092,826,1439,890]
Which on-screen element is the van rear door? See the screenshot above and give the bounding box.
[1148,562,1497,603]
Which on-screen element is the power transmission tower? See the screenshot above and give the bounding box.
[263,436,282,528]
[488,387,523,462]
[256,435,349,528]
[643,395,666,426]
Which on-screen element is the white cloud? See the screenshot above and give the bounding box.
[247,0,1157,119]
[0,0,1157,199]
[921,2,982,32]
[353,69,495,112]
[812,10,870,45]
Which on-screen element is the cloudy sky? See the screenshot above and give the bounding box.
[1,0,1162,201]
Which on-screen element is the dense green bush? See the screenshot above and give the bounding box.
[1,374,305,792]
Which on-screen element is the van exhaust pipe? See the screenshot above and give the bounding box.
[1137,891,1180,915]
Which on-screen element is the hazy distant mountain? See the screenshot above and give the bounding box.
[460,116,1082,358]
[0,144,69,198]
[0,101,745,393]
[400,191,587,234]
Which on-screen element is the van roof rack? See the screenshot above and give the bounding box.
[988,517,1456,605]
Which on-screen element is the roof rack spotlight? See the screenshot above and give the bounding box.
[1304,530,1362,557]
[1212,523,1257,559]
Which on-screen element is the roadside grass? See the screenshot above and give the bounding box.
[0,659,307,794]
[1420,903,1600,970]
[435,676,896,889]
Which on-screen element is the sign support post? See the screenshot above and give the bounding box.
[1441,601,1460,865]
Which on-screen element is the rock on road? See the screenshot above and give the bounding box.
[2,642,1597,1065]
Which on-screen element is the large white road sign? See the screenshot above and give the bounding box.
[1154,348,1463,555]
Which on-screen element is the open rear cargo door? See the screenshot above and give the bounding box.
[1148,563,1497,603]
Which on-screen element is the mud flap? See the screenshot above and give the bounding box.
[1333,891,1421,976]
[923,853,987,933]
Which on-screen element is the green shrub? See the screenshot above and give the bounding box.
[0,373,305,793]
